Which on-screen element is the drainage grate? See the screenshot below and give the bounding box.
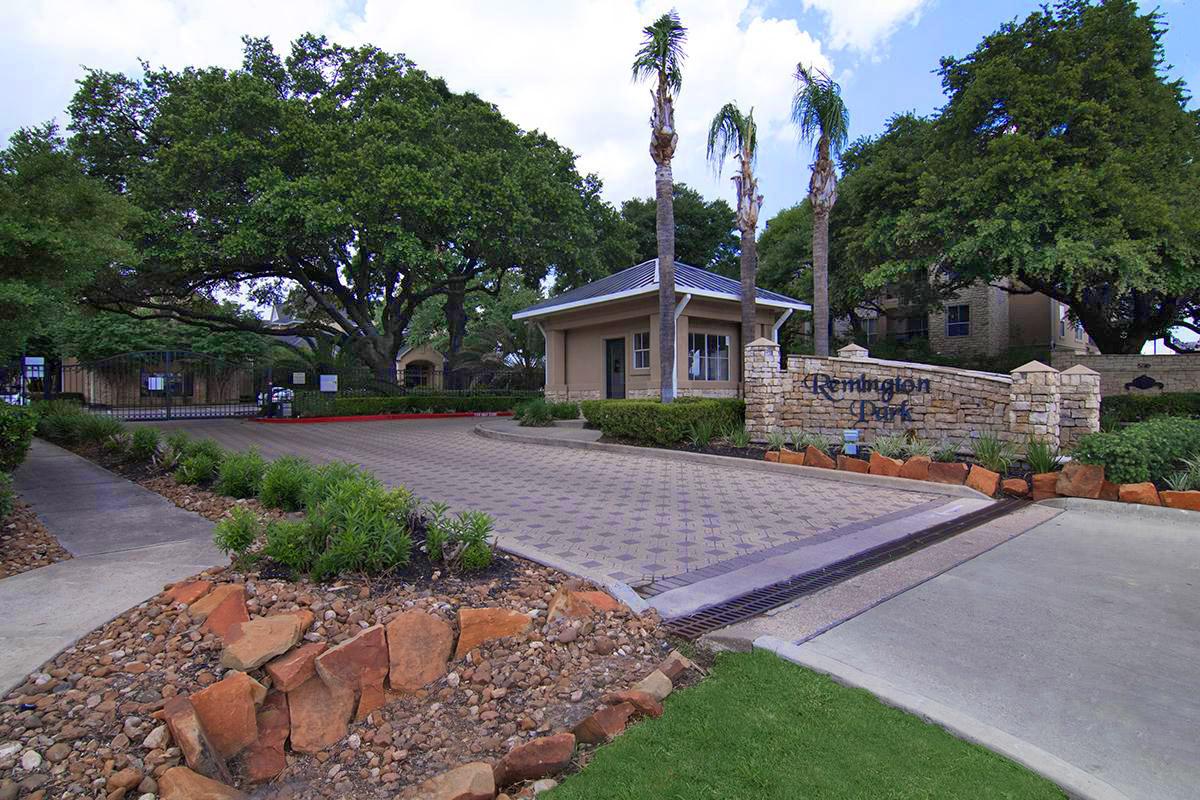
[663,498,1026,640]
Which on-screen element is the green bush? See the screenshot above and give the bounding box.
[165,430,192,454]
[549,401,580,420]
[175,452,220,485]
[295,393,531,418]
[214,448,266,498]
[970,433,1018,475]
[517,398,554,427]
[78,414,124,444]
[34,401,91,445]
[724,423,751,449]
[307,478,416,579]
[1025,437,1063,474]
[303,461,376,509]
[213,506,262,556]
[868,433,908,459]
[0,472,13,520]
[0,405,37,472]
[259,456,315,511]
[1072,416,1200,484]
[424,503,495,572]
[580,398,744,446]
[129,427,162,462]
[264,518,322,572]
[1101,393,1200,424]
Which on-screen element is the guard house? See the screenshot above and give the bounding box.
[513,259,809,400]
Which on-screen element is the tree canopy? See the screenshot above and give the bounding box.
[56,305,270,364]
[619,183,739,278]
[68,34,617,374]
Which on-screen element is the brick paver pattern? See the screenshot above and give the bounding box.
[150,418,938,588]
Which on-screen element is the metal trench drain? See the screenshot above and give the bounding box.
[662,498,1027,640]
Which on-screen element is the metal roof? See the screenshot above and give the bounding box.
[513,259,809,320]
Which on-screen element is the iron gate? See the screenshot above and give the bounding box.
[60,351,272,421]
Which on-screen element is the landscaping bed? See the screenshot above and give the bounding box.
[0,500,71,579]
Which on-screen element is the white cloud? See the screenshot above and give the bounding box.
[0,0,916,222]
[800,0,930,54]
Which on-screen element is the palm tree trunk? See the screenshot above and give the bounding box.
[739,229,757,377]
[656,161,676,402]
[812,208,830,356]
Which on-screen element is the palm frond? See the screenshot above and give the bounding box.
[631,10,687,94]
[792,63,850,157]
[706,102,758,176]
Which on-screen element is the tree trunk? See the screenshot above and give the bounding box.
[812,208,830,356]
[656,161,676,402]
[739,228,758,370]
[444,277,468,390]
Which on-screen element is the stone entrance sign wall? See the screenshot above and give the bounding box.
[744,339,1100,449]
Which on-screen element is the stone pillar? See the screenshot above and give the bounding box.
[1058,365,1101,449]
[1008,361,1061,448]
[837,343,869,360]
[744,338,782,443]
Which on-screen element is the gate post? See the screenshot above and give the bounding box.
[164,351,173,421]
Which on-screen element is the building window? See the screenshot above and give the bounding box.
[688,333,730,381]
[947,304,970,337]
[633,331,650,370]
[905,315,929,340]
[863,317,879,344]
[1074,323,1085,341]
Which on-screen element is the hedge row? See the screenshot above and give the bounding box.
[1072,416,1200,484]
[294,393,528,418]
[580,397,745,446]
[0,405,37,473]
[1100,392,1200,424]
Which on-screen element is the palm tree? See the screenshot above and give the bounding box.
[792,64,849,356]
[632,11,687,401]
[707,102,763,375]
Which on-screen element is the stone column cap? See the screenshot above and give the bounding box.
[747,337,779,348]
[1060,364,1100,375]
[1010,360,1058,374]
[837,343,869,358]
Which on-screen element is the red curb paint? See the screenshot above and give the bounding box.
[252,411,514,425]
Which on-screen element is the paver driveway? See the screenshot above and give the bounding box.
[149,418,945,592]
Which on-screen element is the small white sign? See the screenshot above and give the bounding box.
[23,356,44,366]
[319,374,338,393]
[292,372,306,385]
[148,376,165,391]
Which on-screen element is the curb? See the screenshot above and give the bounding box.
[753,636,1130,800]
[498,540,649,615]
[474,423,991,501]
[1039,496,1200,526]
[255,411,513,424]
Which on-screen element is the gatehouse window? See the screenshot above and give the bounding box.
[633,331,650,370]
[947,305,970,337]
[688,333,730,381]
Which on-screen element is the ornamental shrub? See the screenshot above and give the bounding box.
[214,448,267,498]
[0,472,13,519]
[580,398,744,446]
[303,461,377,510]
[1100,392,1200,424]
[259,456,315,511]
[294,393,533,418]
[307,478,416,579]
[549,401,580,420]
[0,405,37,472]
[264,518,322,572]
[77,413,124,444]
[213,506,261,556]
[129,427,162,462]
[517,398,554,427]
[175,451,220,485]
[1072,416,1200,484]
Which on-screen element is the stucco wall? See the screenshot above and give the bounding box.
[1050,352,1200,397]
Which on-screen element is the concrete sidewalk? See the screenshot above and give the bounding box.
[0,440,223,694]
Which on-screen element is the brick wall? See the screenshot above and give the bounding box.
[745,340,1099,449]
[1049,352,1200,397]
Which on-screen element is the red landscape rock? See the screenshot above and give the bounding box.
[764,450,779,462]
[868,451,903,477]
[1118,482,1161,506]
[188,584,245,622]
[165,580,212,606]
[547,587,623,621]
[493,733,576,786]
[632,669,673,701]
[188,671,260,758]
[243,691,289,784]
[411,761,495,800]
[315,624,389,690]
[1032,472,1060,501]
[575,590,622,614]
[601,689,663,718]
[287,674,355,753]
[656,650,696,682]
[107,767,143,791]
[162,697,232,783]
[573,702,635,744]
[803,446,835,470]
[899,456,931,481]
[1056,461,1105,499]
[1099,480,1121,502]
[836,455,870,474]
[264,642,327,692]
[158,766,246,800]
[965,465,1001,497]
[927,461,969,485]
[1001,478,1029,498]
[385,610,454,692]
[220,614,304,671]
[199,590,250,640]
[1161,490,1200,511]
[779,448,805,465]
[454,608,533,659]
[355,680,388,721]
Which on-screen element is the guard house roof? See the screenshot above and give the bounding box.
[512,259,811,320]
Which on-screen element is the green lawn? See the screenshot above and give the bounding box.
[547,650,1065,800]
